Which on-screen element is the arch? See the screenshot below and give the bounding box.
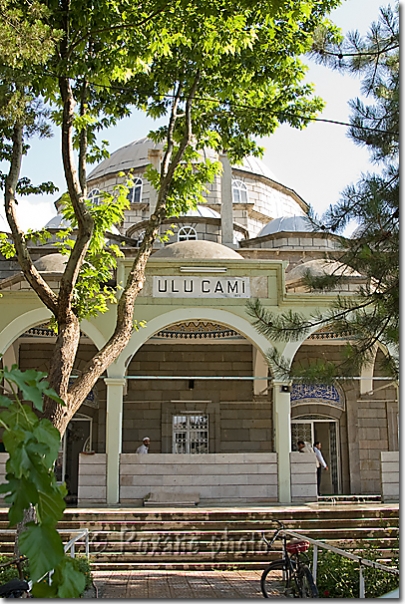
[0,307,107,355]
[127,177,143,204]
[88,188,101,205]
[232,179,248,203]
[177,225,197,242]
[281,323,331,371]
[113,307,273,376]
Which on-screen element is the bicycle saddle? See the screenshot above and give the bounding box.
[0,578,30,597]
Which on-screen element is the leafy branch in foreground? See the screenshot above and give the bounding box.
[0,366,86,598]
[248,5,399,383]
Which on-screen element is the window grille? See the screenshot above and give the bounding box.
[127,177,143,203]
[178,226,198,242]
[232,179,248,203]
[172,414,209,453]
[88,188,101,205]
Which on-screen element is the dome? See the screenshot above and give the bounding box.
[236,155,276,181]
[34,253,67,273]
[286,259,361,282]
[88,137,277,182]
[258,215,313,237]
[151,240,243,260]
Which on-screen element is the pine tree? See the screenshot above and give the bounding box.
[248,4,399,381]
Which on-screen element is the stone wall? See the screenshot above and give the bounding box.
[290,452,317,502]
[18,342,107,453]
[123,343,271,454]
[77,453,107,505]
[380,451,399,502]
[120,452,278,505]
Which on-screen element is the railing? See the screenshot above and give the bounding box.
[279,529,399,599]
[59,528,90,558]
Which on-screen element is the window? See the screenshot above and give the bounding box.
[232,179,248,203]
[178,226,197,242]
[127,177,143,203]
[88,188,101,205]
[172,414,209,453]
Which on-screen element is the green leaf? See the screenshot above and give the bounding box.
[32,420,61,468]
[19,524,64,582]
[3,476,38,526]
[37,487,66,526]
[55,558,86,599]
[31,581,58,598]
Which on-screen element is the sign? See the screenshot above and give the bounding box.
[153,276,250,298]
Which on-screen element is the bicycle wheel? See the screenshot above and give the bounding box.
[296,565,318,598]
[261,559,289,598]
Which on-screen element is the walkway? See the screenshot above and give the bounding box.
[92,570,264,599]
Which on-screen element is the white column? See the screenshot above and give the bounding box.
[219,153,234,247]
[104,377,126,505]
[273,380,292,503]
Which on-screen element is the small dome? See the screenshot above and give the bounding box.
[151,240,243,260]
[45,214,121,235]
[286,259,361,282]
[258,215,313,237]
[45,215,71,229]
[34,253,66,273]
[182,205,221,219]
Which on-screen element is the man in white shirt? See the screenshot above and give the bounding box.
[313,441,328,496]
[136,437,150,454]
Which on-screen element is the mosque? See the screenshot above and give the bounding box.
[0,138,398,506]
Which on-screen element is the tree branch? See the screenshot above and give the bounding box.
[4,123,58,314]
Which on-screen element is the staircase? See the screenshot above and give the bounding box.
[0,504,398,571]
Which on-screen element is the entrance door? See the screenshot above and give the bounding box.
[55,415,92,502]
[291,419,340,494]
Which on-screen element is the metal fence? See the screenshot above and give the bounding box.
[280,529,399,599]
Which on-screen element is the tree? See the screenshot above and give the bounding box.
[248,4,399,381]
[0,0,342,435]
[0,366,86,597]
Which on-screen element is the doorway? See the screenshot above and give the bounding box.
[55,414,92,503]
[291,418,340,495]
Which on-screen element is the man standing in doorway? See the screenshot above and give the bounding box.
[313,441,328,496]
[136,437,150,454]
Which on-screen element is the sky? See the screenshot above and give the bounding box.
[0,0,395,232]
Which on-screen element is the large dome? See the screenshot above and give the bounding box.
[88,137,277,182]
[151,240,243,260]
[258,215,313,238]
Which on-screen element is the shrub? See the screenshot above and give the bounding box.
[314,548,399,598]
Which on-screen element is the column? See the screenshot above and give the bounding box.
[104,377,126,505]
[253,348,269,396]
[148,148,162,216]
[219,153,234,247]
[273,380,292,503]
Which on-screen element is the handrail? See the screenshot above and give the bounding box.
[277,529,399,599]
[59,528,90,558]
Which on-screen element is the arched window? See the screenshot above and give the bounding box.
[178,226,197,242]
[88,188,101,206]
[232,179,248,203]
[127,178,143,203]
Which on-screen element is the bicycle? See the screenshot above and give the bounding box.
[261,520,318,598]
[0,556,31,598]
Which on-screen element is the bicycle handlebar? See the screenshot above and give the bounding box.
[262,520,287,550]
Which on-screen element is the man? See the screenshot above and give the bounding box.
[313,441,328,496]
[136,437,150,454]
[297,440,313,454]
